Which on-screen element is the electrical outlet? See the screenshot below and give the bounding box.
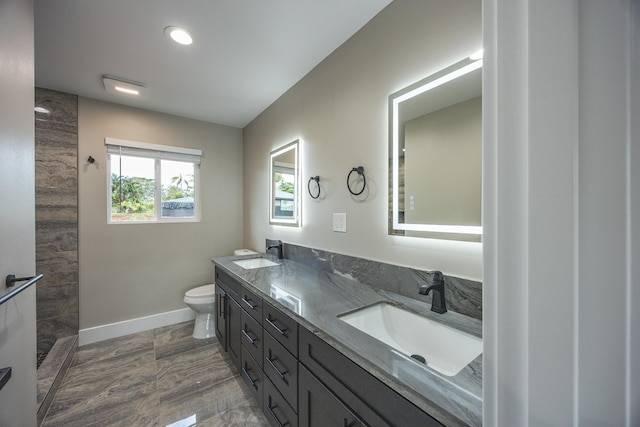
[333,213,347,232]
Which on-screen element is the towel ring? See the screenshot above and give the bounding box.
[308,176,320,199]
[347,166,366,196]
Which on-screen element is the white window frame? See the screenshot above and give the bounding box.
[105,137,202,224]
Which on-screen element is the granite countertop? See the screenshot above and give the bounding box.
[212,255,482,427]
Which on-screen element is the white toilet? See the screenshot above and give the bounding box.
[184,249,257,339]
[183,284,216,339]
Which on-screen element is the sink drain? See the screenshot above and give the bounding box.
[410,354,426,364]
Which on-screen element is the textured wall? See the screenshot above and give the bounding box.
[34,87,79,355]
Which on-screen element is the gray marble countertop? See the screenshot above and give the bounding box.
[212,255,482,427]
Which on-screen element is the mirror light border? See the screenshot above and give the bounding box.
[390,56,483,236]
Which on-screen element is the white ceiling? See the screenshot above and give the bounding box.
[34,0,392,128]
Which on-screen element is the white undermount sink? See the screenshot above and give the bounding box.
[338,302,482,376]
[232,258,279,269]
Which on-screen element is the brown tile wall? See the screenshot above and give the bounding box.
[35,87,79,354]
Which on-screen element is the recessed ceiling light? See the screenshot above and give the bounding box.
[103,76,149,100]
[34,106,50,114]
[164,26,193,45]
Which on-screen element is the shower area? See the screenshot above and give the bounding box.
[34,87,79,422]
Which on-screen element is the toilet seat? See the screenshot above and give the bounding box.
[184,284,215,304]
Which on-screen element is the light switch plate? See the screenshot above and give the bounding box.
[333,213,347,232]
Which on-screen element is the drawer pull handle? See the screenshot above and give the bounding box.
[266,356,289,382]
[242,297,258,310]
[242,367,257,389]
[242,329,256,345]
[265,317,288,336]
[267,403,290,427]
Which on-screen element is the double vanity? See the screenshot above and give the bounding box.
[211,249,482,426]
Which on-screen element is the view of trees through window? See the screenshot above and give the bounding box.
[110,155,195,222]
[275,172,294,194]
[273,170,295,218]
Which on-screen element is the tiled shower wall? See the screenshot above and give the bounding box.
[35,87,79,355]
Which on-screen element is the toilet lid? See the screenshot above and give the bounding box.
[185,284,215,298]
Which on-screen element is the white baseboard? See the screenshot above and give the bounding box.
[79,308,195,346]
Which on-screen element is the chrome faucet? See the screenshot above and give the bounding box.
[265,239,283,260]
[419,271,447,314]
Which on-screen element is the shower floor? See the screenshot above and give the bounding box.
[37,335,78,425]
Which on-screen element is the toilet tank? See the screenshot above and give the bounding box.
[234,249,257,256]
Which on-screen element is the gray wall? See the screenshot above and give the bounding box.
[243,0,483,280]
[0,0,37,424]
[78,98,243,329]
[35,87,79,355]
[404,96,481,226]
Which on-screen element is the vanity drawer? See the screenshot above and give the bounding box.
[299,327,442,427]
[241,308,263,368]
[298,363,364,427]
[264,330,298,411]
[264,301,298,357]
[241,346,263,407]
[215,268,240,300]
[240,285,263,323]
[264,376,298,427]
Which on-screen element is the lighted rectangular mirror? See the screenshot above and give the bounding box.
[389,54,482,241]
[270,139,300,227]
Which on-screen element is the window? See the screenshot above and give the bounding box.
[105,138,202,223]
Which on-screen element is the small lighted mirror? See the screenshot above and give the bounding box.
[270,139,300,227]
[389,55,483,241]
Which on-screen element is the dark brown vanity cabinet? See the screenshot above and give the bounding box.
[215,267,443,427]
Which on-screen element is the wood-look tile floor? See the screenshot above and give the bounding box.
[41,321,270,427]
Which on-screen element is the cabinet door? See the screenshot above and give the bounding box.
[227,295,242,372]
[215,284,227,351]
[299,364,363,427]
